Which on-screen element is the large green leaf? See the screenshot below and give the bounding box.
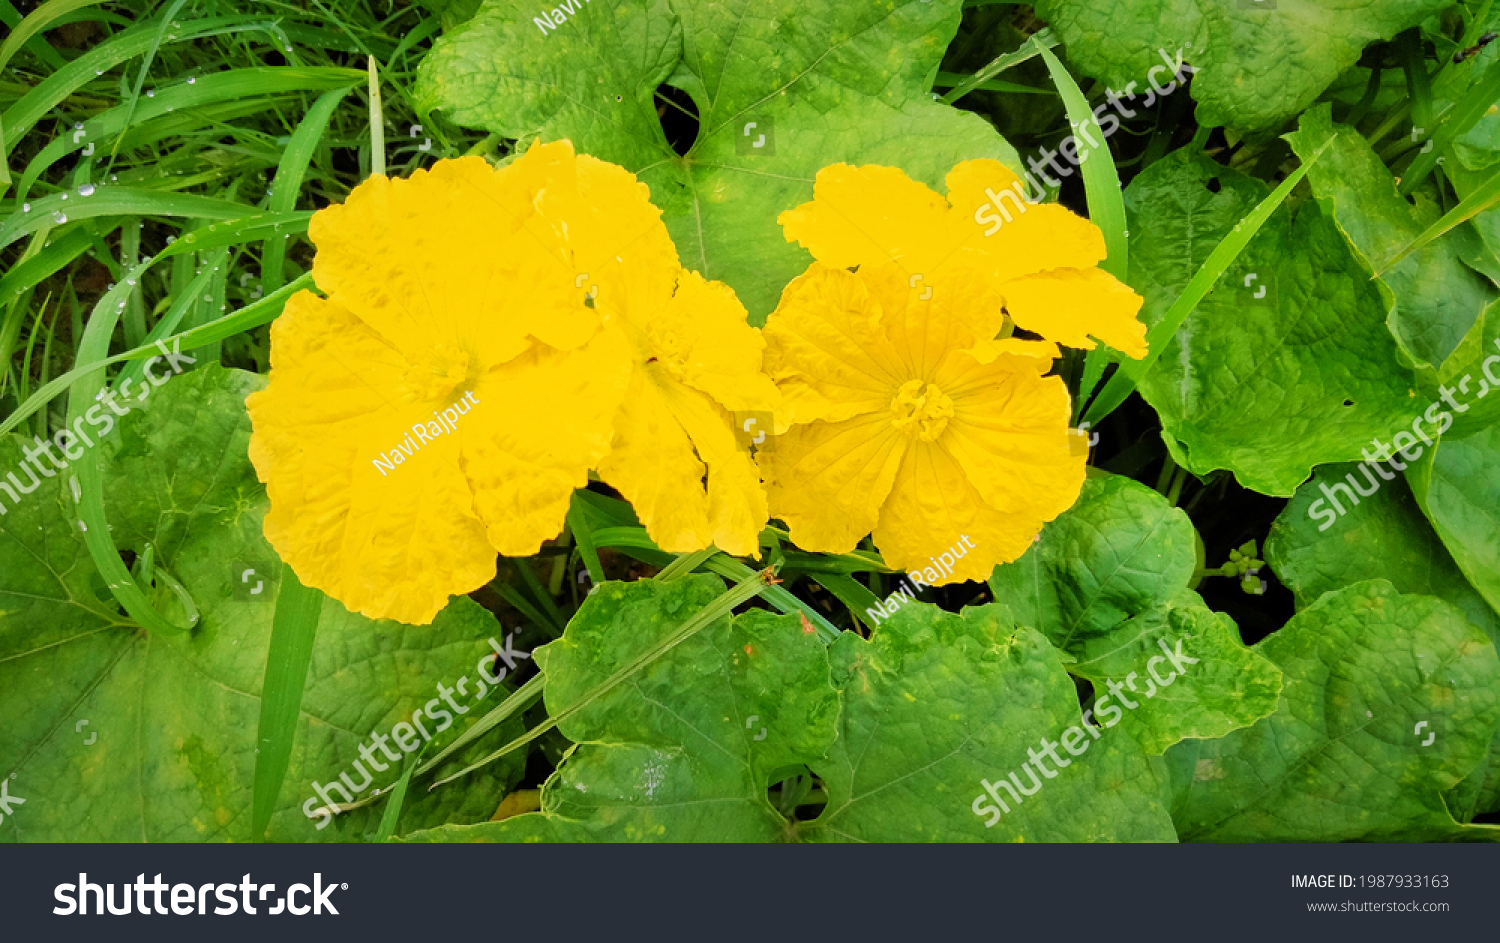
[988,474,1281,754]
[1125,148,1418,495]
[0,366,524,841]
[407,576,840,842]
[1265,464,1500,818]
[1286,105,1498,386]
[1168,581,1500,841]
[1407,423,1500,617]
[805,602,1178,842]
[404,585,1180,842]
[1032,0,1446,131]
[415,0,1019,323]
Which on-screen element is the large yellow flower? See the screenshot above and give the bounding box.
[761,262,1084,582]
[761,160,1146,582]
[247,142,774,624]
[778,160,1147,357]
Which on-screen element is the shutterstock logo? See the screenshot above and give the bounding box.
[53,873,344,915]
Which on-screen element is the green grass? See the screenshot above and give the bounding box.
[1,0,486,421]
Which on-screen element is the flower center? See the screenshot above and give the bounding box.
[890,379,953,441]
[400,343,471,403]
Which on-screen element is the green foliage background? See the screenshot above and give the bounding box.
[2,0,1499,842]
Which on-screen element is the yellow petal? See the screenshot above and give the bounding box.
[999,267,1148,357]
[762,413,907,553]
[655,377,768,556]
[872,440,1051,585]
[778,163,955,273]
[645,270,781,415]
[763,265,904,424]
[247,292,495,624]
[939,364,1085,518]
[462,326,633,557]
[595,371,713,553]
[942,159,1110,284]
[309,157,536,367]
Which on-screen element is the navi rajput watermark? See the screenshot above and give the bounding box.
[864,535,975,625]
[970,636,1200,827]
[533,0,589,35]
[974,47,1196,236]
[1308,338,1500,531]
[303,632,529,829]
[371,390,481,477]
[0,339,195,517]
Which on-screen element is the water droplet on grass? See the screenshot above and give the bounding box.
[52,210,68,223]
[78,183,95,196]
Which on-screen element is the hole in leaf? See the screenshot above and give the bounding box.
[654,84,699,156]
[1207,177,1222,193]
[1343,399,1355,407]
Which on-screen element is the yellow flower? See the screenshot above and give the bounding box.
[247,142,774,624]
[778,161,1147,357]
[760,259,1088,584]
[596,270,780,557]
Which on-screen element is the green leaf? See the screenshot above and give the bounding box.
[1083,141,1328,428]
[1407,423,1500,616]
[0,366,525,841]
[804,603,1178,842]
[1168,581,1500,841]
[989,474,1281,754]
[416,0,1020,323]
[414,576,841,841]
[1286,105,1497,378]
[1266,464,1500,642]
[1265,463,1500,820]
[1118,148,1419,495]
[1031,0,1447,131]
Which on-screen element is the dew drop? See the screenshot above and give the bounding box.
[187,76,196,84]
[21,203,29,212]
[126,277,137,286]
[95,69,103,75]
[52,210,68,223]
[69,476,81,503]
[165,235,176,244]
[78,520,88,532]
[78,183,96,197]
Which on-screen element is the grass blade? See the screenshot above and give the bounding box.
[1082,139,1333,426]
[0,16,272,157]
[412,674,545,778]
[941,28,1057,105]
[1378,163,1500,274]
[1401,55,1500,196]
[12,66,364,200]
[1,190,270,251]
[430,567,778,788]
[367,55,385,176]
[251,564,323,841]
[0,271,311,438]
[1034,42,1129,415]
[263,85,355,291]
